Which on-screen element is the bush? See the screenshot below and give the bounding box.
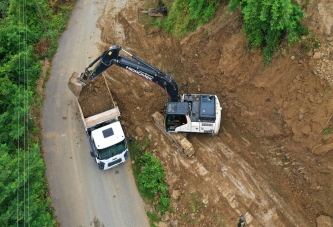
[130,140,171,214]
[229,0,308,65]
[151,0,219,37]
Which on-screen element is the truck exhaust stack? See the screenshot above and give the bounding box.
[68,72,85,98]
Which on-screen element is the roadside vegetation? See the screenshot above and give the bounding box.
[129,139,171,227]
[143,0,308,65]
[0,0,75,225]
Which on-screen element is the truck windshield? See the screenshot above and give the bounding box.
[97,139,127,160]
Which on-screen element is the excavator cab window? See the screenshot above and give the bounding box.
[166,114,187,131]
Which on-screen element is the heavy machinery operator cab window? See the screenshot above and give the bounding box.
[165,102,189,131]
[165,114,187,131]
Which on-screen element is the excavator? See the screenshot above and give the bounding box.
[68,45,222,155]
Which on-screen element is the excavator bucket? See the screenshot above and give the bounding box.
[68,72,85,98]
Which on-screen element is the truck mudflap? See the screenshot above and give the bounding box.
[151,111,195,157]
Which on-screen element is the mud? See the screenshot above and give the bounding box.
[86,0,333,226]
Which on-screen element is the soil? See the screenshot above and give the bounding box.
[80,0,333,226]
[78,76,115,118]
[34,38,51,55]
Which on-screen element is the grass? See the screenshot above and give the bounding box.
[129,139,171,226]
[147,212,161,227]
[212,212,224,227]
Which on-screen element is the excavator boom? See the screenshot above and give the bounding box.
[68,45,180,101]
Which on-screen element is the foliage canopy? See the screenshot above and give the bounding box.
[229,0,308,64]
[0,0,74,225]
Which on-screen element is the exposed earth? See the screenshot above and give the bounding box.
[76,0,333,226]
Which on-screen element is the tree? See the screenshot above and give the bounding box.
[0,144,56,226]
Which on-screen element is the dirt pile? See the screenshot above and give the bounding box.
[78,76,115,118]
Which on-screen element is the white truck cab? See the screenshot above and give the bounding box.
[90,122,128,170]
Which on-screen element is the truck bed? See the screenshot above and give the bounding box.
[76,75,121,129]
[78,104,121,128]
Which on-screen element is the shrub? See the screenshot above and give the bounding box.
[229,0,308,65]
[130,139,171,214]
[156,0,219,37]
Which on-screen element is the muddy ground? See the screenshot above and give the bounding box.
[79,0,333,226]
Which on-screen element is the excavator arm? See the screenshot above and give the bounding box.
[69,45,180,102]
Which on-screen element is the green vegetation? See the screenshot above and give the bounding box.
[228,0,308,65]
[189,192,205,211]
[147,211,161,227]
[144,0,220,37]
[322,128,333,134]
[0,0,75,225]
[129,139,171,226]
[211,211,224,227]
[143,0,308,64]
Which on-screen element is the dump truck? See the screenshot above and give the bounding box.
[72,75,129,170]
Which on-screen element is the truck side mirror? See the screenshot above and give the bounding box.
[90,151,97,158]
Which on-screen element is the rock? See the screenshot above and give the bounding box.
[171,189,181,200]
[135,127,144,137]
[317,3,333,35]
[161,211,170,222]
[157,222,169,227]
[170,219,178,227]
[316,215,333,227]
[144,203,155,213]
[313,52,322,59]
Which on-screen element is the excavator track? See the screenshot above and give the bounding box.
[151,111,195,157]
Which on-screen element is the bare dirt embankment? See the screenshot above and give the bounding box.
[89,0,333,226]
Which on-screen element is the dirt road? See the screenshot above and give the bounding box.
[42,1,149,226]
